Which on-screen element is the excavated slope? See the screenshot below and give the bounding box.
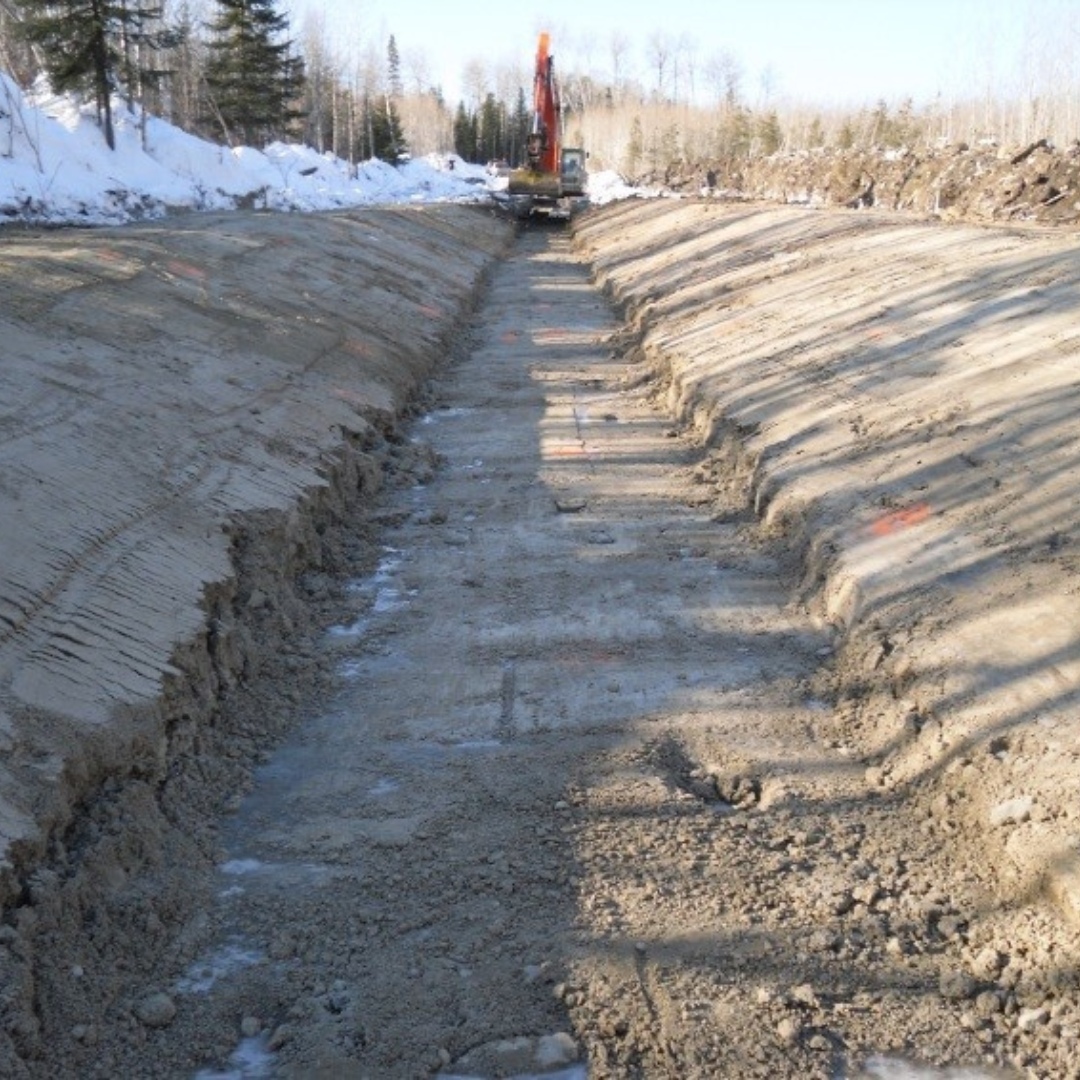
[0,205,512,907]
[574,197,1080,926]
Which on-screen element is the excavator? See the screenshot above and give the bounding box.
[506,32,587,217]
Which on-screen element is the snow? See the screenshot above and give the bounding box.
[0,73,641,226]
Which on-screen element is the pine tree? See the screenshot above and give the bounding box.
[386,34,402,99]
[478,91,502,163]
[510,86,529,166]
[16,0,170,150]
[453,100,476,162]
[370,93,405,162]
[756,110,782,155]
[204,0,304,147]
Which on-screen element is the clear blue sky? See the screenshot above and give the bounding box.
[285,0,1041,107]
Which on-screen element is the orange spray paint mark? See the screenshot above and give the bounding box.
[165,260,207,281]
[870,502,930,537]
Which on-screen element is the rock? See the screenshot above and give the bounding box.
[777,1017,801,1044]
[536,1032,579,1067]
[808,928,840,953]
[1016,1006,1049,1032]
[133,992,176,1029]
[940,970,978,1001]
[989,796,1034,826]
[971,946,1006,980]
[268,1024,294,1051]
[974,990,1004,1017]
[937,914,967,939]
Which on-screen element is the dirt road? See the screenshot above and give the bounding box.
[2,202,1080,1078]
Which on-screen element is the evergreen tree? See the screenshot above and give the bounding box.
[510,86,529,166]
[204,0,304,146]
[370,93,406,162]
[386,34,402,99]
[477,91,502,163]
[756,110,782,155]
[16,0,170,150]
[453,100,476,162]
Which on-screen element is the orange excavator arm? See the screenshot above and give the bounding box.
[507,32,586,209]
[529,32,561,175]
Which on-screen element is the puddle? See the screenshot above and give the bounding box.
[193,1035,274,1079]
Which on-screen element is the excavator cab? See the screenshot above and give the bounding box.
[560,148,587,198]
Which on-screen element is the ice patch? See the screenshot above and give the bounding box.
[331,550,409,632]
[860,1059,1003,1079]
[221,858,263,875]
[421,407,474,424]
[369,777,400,796]
[175,940,263,994]
[338,659,363,679]
[194,1035,274,1079]
[440,1069,586,1080]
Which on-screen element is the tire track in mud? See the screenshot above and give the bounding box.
[76,223,1064,1079]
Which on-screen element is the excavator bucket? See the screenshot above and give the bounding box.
[507,168,563,198]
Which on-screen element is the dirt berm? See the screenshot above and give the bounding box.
[0,205,514,1063]
[573,197,1080,929]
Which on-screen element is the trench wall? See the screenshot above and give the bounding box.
[0,205,513,1069]
[574,197,1080,925]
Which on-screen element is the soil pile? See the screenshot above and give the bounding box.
[665,140,1080,226]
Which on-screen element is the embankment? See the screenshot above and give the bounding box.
[0,205,513,1067]
[574,198,1080,926]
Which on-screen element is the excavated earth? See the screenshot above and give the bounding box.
[0,193,1079,1080]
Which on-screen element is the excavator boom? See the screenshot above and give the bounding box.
[507,32,587,213]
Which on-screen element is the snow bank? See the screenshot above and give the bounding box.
[0,73,645,227]
[0,73,496,226]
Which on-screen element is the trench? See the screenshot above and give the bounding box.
[7,208,1076,1078]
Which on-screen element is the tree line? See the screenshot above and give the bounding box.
[0,0,408,160]
[2,1,1078,178]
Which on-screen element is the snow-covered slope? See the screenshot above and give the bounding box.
[0,73,636,226]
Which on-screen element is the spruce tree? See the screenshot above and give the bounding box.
[204,0,304,147]
[386,34,402,99]
[370,93,405,163]
[16,0,168,150]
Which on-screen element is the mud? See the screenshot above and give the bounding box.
[0,196,1079,1078]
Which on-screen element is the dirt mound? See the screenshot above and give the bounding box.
[664,141,1080,226]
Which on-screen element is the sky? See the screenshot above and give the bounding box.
[283,0,1042,108]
